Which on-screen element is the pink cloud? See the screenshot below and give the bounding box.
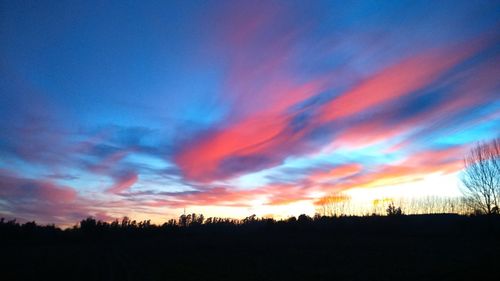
[310,164,363,182]
[175,40,485,183]
[0,169,94,226]
[0,169,77,203]
[318,42,485,123]
[107,171,138,194]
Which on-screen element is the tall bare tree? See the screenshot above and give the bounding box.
[315,193,353,217]
[460,138,500,215]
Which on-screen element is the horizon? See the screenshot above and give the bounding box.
[1,0,499,226]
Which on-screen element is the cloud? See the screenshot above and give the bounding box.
[139,181,319,210]
[107,171,139,194]
[0,168,147,226]
[317,42,483,123]
[1,1,499,225]
[174,38,490,183]
[319,145,468,192]
[129,143,468,209]
[0,169,86,225]
[310,164,363,182]
[0,169,77,203]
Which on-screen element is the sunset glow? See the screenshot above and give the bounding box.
[1,0,499,225]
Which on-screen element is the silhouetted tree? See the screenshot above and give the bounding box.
[80,217,97,231]
[297,214,312,223]
[460,138,500,215]
[178,213,205,227]
[386,203,403,216]
[179,214,188,227]
[243,214,257,224]
[121,216,130,227]
[191,213,204,225]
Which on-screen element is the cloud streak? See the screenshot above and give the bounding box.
[174,39,495,182]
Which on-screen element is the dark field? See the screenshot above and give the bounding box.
[2,215,500,281]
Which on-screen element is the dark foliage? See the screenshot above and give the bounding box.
[1,214,500,281]
[386,203,404,216]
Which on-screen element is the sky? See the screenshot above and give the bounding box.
[1,0,499,225]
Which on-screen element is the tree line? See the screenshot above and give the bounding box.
[317,138,500,216]
[0,138,497,233]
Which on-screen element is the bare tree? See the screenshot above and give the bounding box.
[460,138,500,215]
[315,193,353,217]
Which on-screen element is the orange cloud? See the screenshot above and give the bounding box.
[313,193,351,206]
[329,146,467,192]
